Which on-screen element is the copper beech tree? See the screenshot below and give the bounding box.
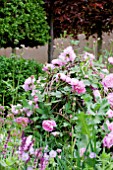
[45,0,113,61]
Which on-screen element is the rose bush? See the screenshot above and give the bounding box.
[1,46,113,169]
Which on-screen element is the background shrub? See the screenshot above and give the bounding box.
[0,55,43,106]
[0,0,49,48]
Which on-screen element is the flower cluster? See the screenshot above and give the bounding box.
[56,73,86,94]
[43,46,76,72]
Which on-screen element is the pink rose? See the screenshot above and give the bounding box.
[108,57,113,65]
[103,131,113,148]
[42,120,57,132]
[107,93,113,107]
[15,117,29,127]
[80,148,86,157]
[70,79,86,94]
[106,109,113,118]
[102,74,113,92]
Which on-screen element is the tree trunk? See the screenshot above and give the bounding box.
[97,23,102,60]
[12,48,16,54]
[48,13,54,63]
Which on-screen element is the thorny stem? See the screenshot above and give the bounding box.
[54,112,70,122]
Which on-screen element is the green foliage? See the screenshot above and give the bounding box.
[0,0,50,48]
[0,55,43,105]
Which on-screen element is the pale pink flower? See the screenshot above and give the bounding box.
[103,131,113,148]
[56,149,62,153]
[23,108,33,117]
[49,150,57,158]
[51,131,60,136]
[26,110,33,117]
[108,57,113,65]
[28,100,33,106]
[52,59,66,66]
[24,76,35,84]
[35,103,39,109]
[27,167,33,170]
[29,146,34,155]
[21,152,29,162]
[22,76,35,91]
[106,109,113,118]
[80,148,86,157]
[89,152,96,158]
[107,93,113,107]
[15,117,29,127]
[70,79,86,94]
[33,96,38,103]
[102,74,113,91]
[106,120,113,131]
[42,120,57,132]
[24,135,32,151]
[56,73,67,82]
[11,105,19,115]
[100,69,109,79]
[22,84,32,91]
[84,75,89,78]
[93,90,101,99]
[65,77,72,84]
[59,46,76,62]
[83,52,95,61]
[42,63,55,72]
[31,90,38,96]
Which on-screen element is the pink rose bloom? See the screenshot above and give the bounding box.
[42,120,57,132]
[15,117,29,127]
[22,76,35,91]
[56,73,67,82]
[25,76,35,84]
[51,131,60,136]
[83,52,95,61]
[33,96,38,103]
[107,93,113,107]
[89,152,96,158]
[106,120,113,131]
[103,131,113,148]
[59,46,76,62]
[80,148,86,157]
[70,79,86,94]
[93,90,101,99]
[21,152,29,162]
[56,149,62,153]
[42,63,55,72]
[52,59,66,66]
[49,150,57,158]
[65,76,72,84]
[100,69,109,79]
[108,57,113,65]
[106,109,113,118]
[102,74,113,92]
[11,105,19,115]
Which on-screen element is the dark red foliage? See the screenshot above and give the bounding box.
[45,0,113,39]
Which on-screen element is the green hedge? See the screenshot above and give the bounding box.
[0,0,49,48]
[0,55,43,106]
